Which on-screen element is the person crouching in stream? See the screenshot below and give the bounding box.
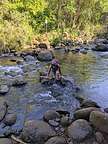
[47,59,62,82]
[39,58,65,86]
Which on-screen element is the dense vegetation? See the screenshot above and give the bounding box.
[0,0,108,52]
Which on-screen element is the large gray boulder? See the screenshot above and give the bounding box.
[37,50,53,61]
[21,120,56,144]
[74,107,100,120]
[68,119,92,141]
[45,136,66,144]
[0,85,9,94]
[90,111,108,134]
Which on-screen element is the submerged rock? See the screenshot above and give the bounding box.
[22,62,39,73]
[0,85,9,94]
[12,76,27,86]
[21,120,56,144]
[68,119,92,141]
[5,70,22,77]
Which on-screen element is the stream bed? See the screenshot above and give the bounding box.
[0,50,108,128]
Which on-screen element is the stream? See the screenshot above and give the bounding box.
[0,50,108,131]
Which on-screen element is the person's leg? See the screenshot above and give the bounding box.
[56,70,61,80]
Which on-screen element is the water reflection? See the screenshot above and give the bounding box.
[55,51,108,108]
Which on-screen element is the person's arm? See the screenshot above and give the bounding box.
[47,65,52,77]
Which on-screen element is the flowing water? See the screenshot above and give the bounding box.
[0,51,108,128]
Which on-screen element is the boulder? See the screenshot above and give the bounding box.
[24,55,35,62]
[43,110,60,122]
[0,85,9,94]
[68,119,92,141]
[81,100,100,108]
[21,120,56,144]
[37,50,54,61]
[45,136,66,144]
[12,76,27,86]
[74,107,100,120]
[4,113,17,126]
[92,44,108,52]
[90,111,108,134]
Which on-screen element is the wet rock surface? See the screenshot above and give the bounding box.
[12,76,27,86]
[21,120,56,144]
[90,111,108,134]
[68,119,93,141]
[0,42,108,143]
[43,110,60,122]
[74,107,100,120]
[0,85,9,94]
[80,100,100,108]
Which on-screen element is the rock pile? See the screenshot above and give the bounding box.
[0,99,108,144]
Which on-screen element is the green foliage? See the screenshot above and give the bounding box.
[0,1,33,52]
[0,0,108,52]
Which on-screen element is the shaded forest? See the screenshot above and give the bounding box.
[0,0,108,52]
